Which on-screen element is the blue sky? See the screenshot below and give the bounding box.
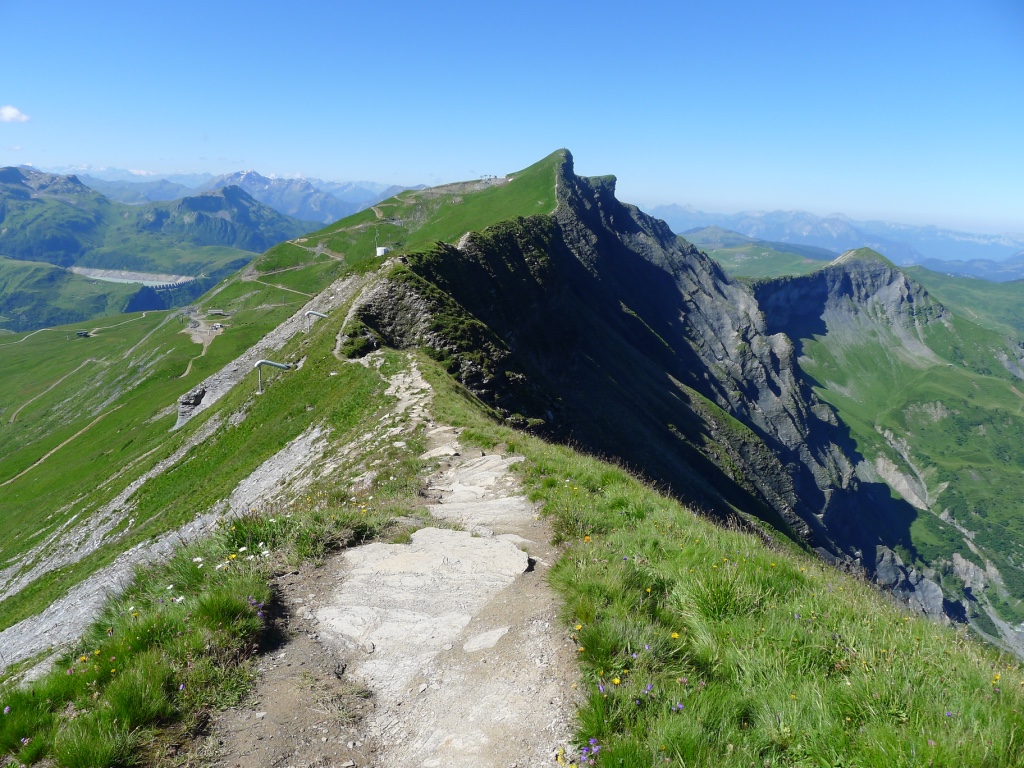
[1,0,1022,232]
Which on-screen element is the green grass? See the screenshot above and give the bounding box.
[0,293,381,632]
[0,350,428,767]
[0,498,397,767]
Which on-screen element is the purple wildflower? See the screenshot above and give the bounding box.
[3,706,8,715]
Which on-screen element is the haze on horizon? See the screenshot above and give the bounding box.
[1,0,1021,234]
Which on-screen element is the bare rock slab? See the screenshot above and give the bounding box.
[316,528,527,698]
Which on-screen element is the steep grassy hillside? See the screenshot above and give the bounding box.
[252,150,562,275]
[0,153,566,636]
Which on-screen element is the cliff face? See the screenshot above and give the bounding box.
[345,152,927,585]
[752,250,949,367]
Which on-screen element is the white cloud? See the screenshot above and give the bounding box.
[129,169,158,176]
[7,145,21,151]
[0,105,30,123]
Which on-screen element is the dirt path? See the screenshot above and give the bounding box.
[0,328,55,347]
[8,358,105,424]
[251,278,314,298]
[210,358,578,768]
[0,406,122,488]
[178,314,222,378]
[88,311,149,335]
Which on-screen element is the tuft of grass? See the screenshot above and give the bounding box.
[52,716,141,768]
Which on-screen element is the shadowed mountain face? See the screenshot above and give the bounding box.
[346,152,923,584]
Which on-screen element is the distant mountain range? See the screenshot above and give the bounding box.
[0,167,308,269]
[0,167,312,330]
[41,164,421,225]
[197,170,355,224]
[654,204,1024,280]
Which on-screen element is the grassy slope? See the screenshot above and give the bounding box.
[253,150,563,275]
[0,347,422,767]
[0,277,308,630]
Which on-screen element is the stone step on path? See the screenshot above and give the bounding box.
[316,442,579,767]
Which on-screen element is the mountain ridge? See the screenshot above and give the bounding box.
[341,151,943,613]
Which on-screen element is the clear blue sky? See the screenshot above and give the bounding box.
[2,0,1022,232]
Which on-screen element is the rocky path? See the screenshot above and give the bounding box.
[210,360,579,767]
